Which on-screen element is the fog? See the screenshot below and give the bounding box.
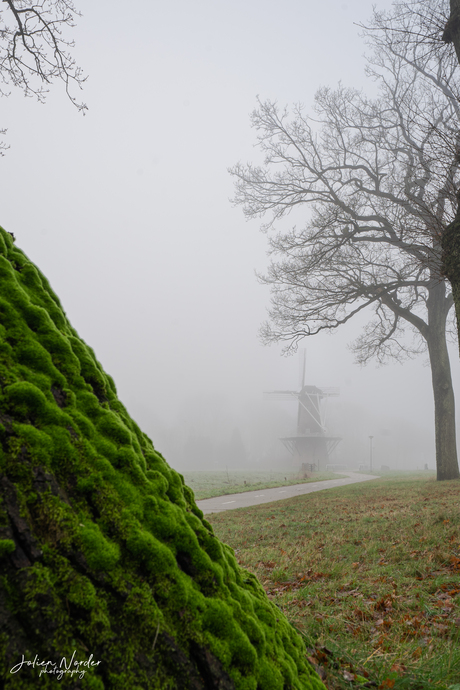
[1,0,459,474]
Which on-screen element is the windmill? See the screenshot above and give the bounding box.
[264,350,341,470]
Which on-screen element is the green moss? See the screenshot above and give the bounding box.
[126,528,177,573]
[79,522,121,571]
[67,573,97,610]
[3,381,49,421]
[69,407,96,439]
[97,414,132,446]
[15,339,56,377]
[76,389,103,419]
[258,663,285,690]
[0,539,15,556]
[0,227,325,690]
[146,468,169,494]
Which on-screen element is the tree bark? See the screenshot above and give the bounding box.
[441,212,460,354]
[426,280,459,480]
[444,0,460,63]
[0,228,323,690]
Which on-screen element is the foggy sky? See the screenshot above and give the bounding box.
[1,0,458,472]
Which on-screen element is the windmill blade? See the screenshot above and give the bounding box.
[264,391,299,401]
[319,387,340,397]
[297,389,327,433]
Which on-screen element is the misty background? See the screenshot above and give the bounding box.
[1,0,458,473]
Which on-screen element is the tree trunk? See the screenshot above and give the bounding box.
[444,0,460,64]
[0,228,323,690]
[426,280,460,480]
[441,214,460,355]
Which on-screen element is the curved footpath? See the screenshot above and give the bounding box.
[196,471,379,514]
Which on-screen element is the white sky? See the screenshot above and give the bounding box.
[1,0,458,470]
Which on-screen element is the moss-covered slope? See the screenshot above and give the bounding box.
[0,227,325,690]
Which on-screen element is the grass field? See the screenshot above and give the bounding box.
[182,470,348,500]
[206,473,460,689]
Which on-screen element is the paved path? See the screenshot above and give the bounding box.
[196,471,379,514]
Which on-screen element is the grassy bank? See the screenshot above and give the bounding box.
[182,470,347,500]
[207,474,460,689]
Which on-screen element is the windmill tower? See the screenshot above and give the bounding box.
[264,351,341,470]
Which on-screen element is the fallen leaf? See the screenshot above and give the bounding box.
[390,663,406,675]
[316,649,329,663]
[450,556,460,569]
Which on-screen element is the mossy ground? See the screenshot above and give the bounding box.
[0,227,324,690]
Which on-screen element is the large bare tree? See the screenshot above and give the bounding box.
[360,0,460,353]
[230,24,460,480]
[441,0,460,347]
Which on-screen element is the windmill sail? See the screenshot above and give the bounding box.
[264,354,341,470]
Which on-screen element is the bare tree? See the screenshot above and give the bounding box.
[0,1,86,151]
[358,0,460,353]
[441,0,460,349]
[230,29,460,480]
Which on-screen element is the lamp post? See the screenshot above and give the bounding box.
[369,435,374,472]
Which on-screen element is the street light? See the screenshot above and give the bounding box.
[369,436,374,472]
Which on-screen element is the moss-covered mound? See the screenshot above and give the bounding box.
[0,227,325,690]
